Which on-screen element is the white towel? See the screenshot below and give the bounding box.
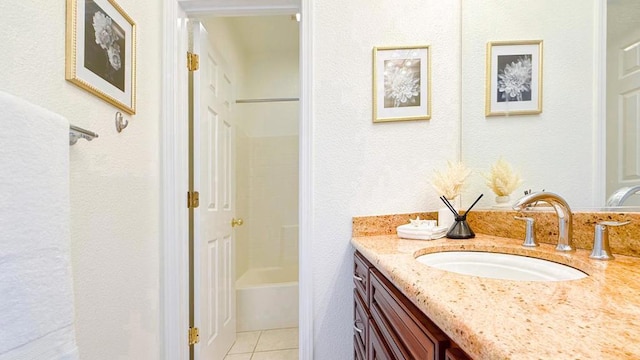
[0,92,79,360]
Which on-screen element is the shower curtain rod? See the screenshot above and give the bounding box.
[235,97,299,104]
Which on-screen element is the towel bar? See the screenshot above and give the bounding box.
[69,125,98,145]
[236,97,299,103]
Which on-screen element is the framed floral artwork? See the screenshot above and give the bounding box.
[373,46,431,122]
[485,40,543,117]
[66,0,136,114]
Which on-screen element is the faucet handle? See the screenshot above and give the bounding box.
[514,216,538,247]
[590,220,631,260]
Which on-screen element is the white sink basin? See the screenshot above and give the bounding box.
[416,251,587,281]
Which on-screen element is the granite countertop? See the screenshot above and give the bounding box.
[351,233,640,359]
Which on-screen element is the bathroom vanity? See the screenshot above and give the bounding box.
[354,251,470,360]
[351,211,640,359]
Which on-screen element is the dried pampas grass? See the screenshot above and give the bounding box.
[484,158,522,196]
[431,161,471,200]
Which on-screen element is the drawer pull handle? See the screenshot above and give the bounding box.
[353,274,364,282]
[353,321,363,334]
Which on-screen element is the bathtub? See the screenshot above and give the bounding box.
[236,266,299,332]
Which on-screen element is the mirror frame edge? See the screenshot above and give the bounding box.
[594,0,607,208]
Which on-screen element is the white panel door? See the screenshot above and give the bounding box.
[193,22,236,360]
[607,28,640,206]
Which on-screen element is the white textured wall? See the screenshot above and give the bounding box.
[238,49,300,138]
[241,49,300,271]
[461,0,596,209]
[248,136,299,269]
[313,1,461,358]
[0,0,161,358]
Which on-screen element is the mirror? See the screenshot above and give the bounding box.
[606,0,640,208]
[460,0,640,211]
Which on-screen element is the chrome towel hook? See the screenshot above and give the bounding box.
[115,111,129,133]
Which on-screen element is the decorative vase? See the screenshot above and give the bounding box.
[438,197,457,229]
[495,195,511,207]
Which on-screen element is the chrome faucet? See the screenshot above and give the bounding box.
[606,185,640,207]
[512,191,574,252]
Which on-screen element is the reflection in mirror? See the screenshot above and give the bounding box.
[606,0,640,207]
[461,0,639,211]
[606,185,640,206]
[461,0,597,210]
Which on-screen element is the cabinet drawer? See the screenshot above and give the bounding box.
[368,319,394,360]
[354,289,369,358]
[370,269,450,360]
[354,251,373,301]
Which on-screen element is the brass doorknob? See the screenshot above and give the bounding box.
[231,218,244,227]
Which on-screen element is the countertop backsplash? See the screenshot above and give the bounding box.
[353,210,640,257]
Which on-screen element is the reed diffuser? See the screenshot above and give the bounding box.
[431,161,471,228]
[440,194,483,239]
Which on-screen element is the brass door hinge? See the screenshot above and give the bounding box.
[188,327,200,346]
[187,52,200,71]
[187,191,200,209]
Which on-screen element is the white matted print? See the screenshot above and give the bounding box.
[373,46,431,122]
[66,0,136,114]
[485,40,542,117]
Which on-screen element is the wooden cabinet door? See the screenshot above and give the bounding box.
[354,251,372,301]
[354,251,472,360]
[355,343,366,360]
[354,290,369,359]
[370,269,450,360]
[368,320,395,360]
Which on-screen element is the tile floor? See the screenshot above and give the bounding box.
[224,327,298,360]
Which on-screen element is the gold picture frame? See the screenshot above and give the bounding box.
[66,0,136,114]
[485,40,543,117]
[373,46,431,122]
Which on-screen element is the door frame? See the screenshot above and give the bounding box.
[160,0,313,359]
